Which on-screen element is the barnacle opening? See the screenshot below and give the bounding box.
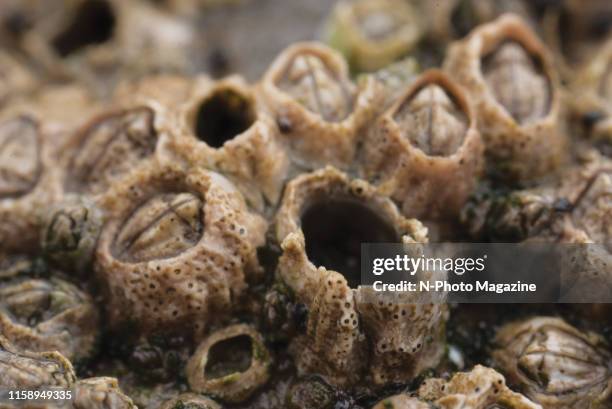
[301,199,398,288]
[51,0,116,57]
[194,88,256,148]
[481,41,552,124]
[205,335,253,379]
[450,0,478,38]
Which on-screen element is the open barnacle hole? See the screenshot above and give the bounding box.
[65,106,158,196]
[0,116,41,199]
[186,324,271,403]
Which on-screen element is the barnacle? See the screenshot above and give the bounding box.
[362,69,484,220]
[260,42,382,169]
[444,14,566,181]
[0,334,76,389]
[0,51,37,108]
[493,317,612,408]
[73,377,136,409]
[324,0,423,72]
[372,394,429,409]
[160,393,222,409]
[286,376,336,409]
[95,164,266,336]
[0,273,99,363]
[418,365,541,409]
[186,323,271,403]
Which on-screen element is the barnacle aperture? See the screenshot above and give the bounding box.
[0,116,40,199]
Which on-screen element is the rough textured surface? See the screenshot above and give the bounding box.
[160,393,222,409]
[73,377,136,409]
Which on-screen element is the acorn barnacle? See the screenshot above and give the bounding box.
[160,393,222,409]
[362,69,484,220]
[324,0,423,73]
[493,317,612,408]
[0,273,99,363]
[444,14,566,181]
[0,51,37,108]
[169,75,289,210]
[186,323,271,403]
[73,377,136,409]
[260,42,382,170]
[418,365,541,409]
[0,334,76,389]
[95,164,266,336]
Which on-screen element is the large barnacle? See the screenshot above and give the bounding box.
[0,335,76,389]
[95,164,266,336]
[260,42,382,169]
[444,14,566,181]
[324,0,423,72]
[418,365,541,408]
[0,273,99,363]
[493,317,612,408]
[275,167,446,386]
[73,377,136,409]
[362,69,484,220]
[160,393,222,409]
[186,324,271,403]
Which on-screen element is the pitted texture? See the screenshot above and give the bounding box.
[95,165,266,336]
[493,317,612,408]
[372,394,429,409]
[72,377,136,409]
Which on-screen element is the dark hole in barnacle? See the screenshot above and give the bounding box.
[51,0,115,57]
[450,0,478,38]
[194,88,256,148]
[205,335,253,379]
[301,199,398,288]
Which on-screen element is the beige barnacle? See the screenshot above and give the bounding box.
[260,42,383,170]
[362,69,484,220]
[95,164,266,336]
[0,335,76,389]
[160,393,222,409]
[168,75,289,210]
[323,0,423,73]
[444,14,566,181]
[0,51,37,108]
[186,324,271,403]
[73,377,136,409]
[0,274,99,363]
[372,394,430,409]
[493,317,612,408]
[418,365,542,409]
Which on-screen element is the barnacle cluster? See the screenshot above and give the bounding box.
[0,1,610,409]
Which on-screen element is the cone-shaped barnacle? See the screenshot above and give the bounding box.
[493,317,612,408]
[275,166,439,386]
[0,335,76,389]
[160,393,222,409]
[168,75,289,210]
[362,69,484,220]
[186,324,271,403]
[372,394,429,409]
[260,42,383,170]
[444,14,566,182]
[73,377,136,409]
[418,365,541,409]
[323,0,423,73]
[0,272,99,364]
[95,164,266,337]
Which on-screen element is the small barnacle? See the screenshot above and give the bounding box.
[0,115,40,199]
[170,75,289,209]
[418,365,541,409]
[95,164,266,336]
[41,194,103,274]
[0,335,76,389]
[493,317,612,408]
[324,0,423,72]
[0,274,100,363]
[0,51,37,108]
[371,394,429,409]
[286,376,335,409]
[186,324,271,403]
[73,377,136,409]
[260,42,383,169]
[444,14,566,181]
[64,106,158,196]
[362,69,484,220]
[160,393,221,409]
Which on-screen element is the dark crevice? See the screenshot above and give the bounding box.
[205,335,253,379]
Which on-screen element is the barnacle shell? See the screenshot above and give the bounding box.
[260,42,382,170]
[73,377,136,409]
[362,69,484,220]
[0,274,99,363]
[418,365,541,409]
[0,334,76,389]
[0,51,37,108]
[160,393,222,409]
[372,394,429,409]
[186,323,271,403]
[95,164,266,336]
[168,75,289,210]
[276,167,445,386]
[444,14,566,181]
[286,376,335,409]
[493,317,612,408]
[324,0,423,72]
